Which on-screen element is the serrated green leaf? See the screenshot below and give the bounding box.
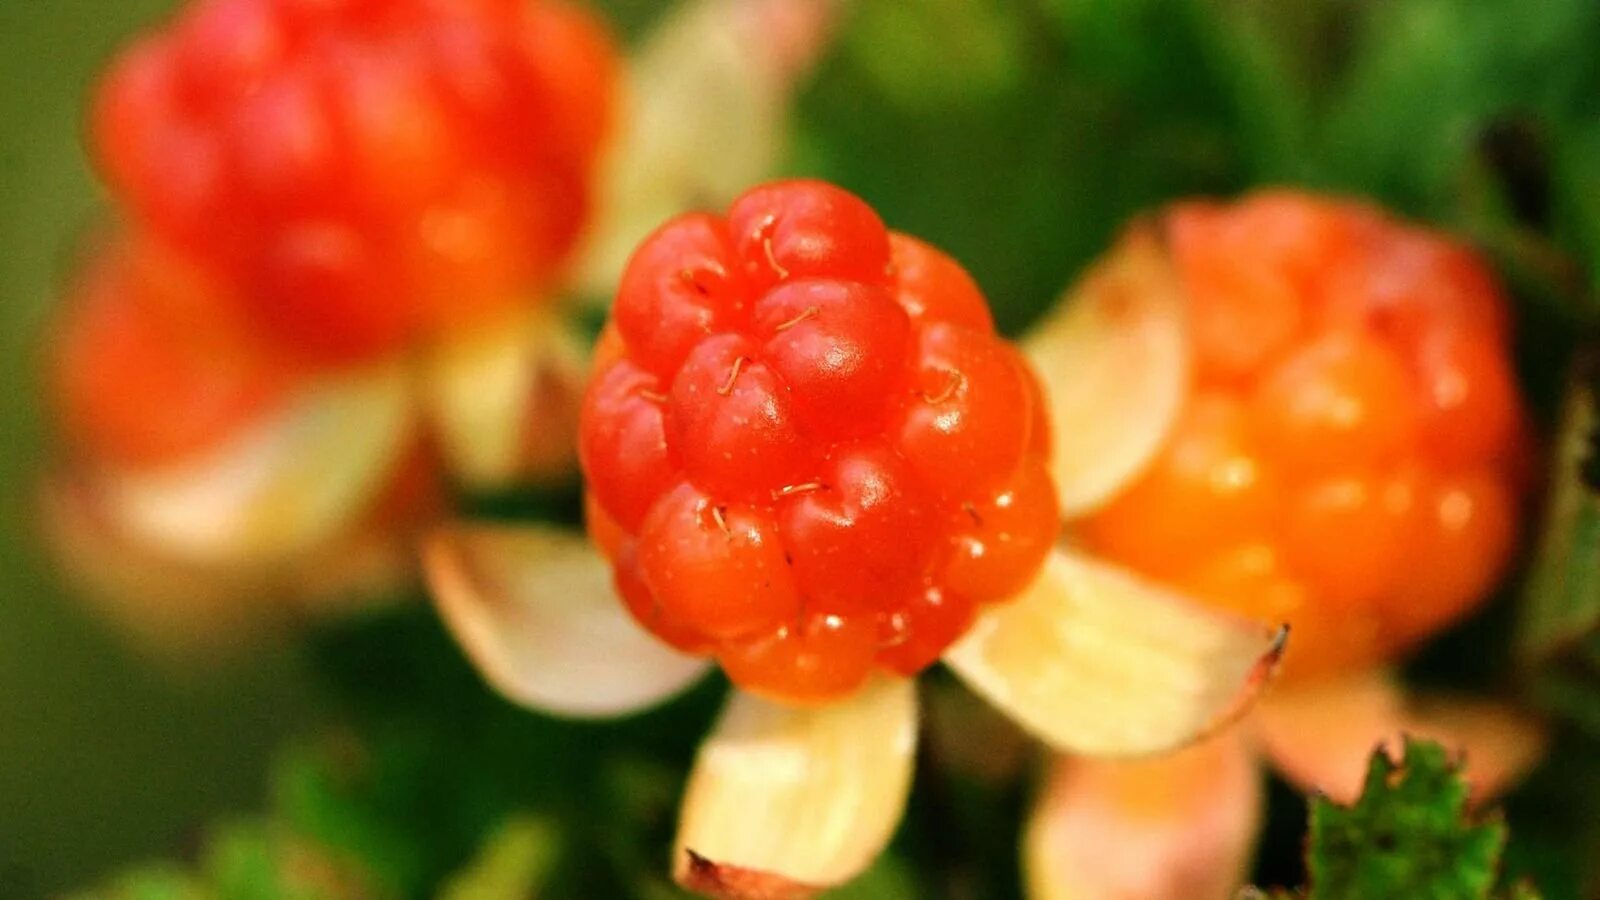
[1307,739,1506,900]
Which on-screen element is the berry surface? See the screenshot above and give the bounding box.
[51,235,301,469]
[580,180,1057,704]
[1079,192,1528,681]
[92,0,616,364]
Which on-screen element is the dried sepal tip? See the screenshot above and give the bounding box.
[678,850,822,900]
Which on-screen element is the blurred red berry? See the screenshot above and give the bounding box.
[580,180,1058,704]
[91,0,617,363]
[51,235,301,469]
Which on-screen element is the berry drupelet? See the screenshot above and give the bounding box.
[92,0,616,363]
[1078,192,1528,680]
[580,180,1057,704]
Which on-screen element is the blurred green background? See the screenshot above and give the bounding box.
[6,0,1600,895]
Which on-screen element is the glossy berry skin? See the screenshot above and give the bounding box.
[51,235,301,469]
[1080,192,1528,681]
[581,180,1057,704]
[92,0,616,364]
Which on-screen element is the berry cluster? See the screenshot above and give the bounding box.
[1081,193,1527,680]
[580,181,1057,704]
[92,0,615,363]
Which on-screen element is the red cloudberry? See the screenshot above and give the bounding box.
[92,0,616,363]
[51,236,301,469]
[1080,192,1528,680]
[580,180,1058,704]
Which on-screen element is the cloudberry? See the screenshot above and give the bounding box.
[51,235,300,469]
[91,0,616,363]
[1080,192,1527,681]
[580,180,1057,704]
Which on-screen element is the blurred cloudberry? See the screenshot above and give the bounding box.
[91,0,617,363]
[579,180,1058,704]
[51,235,301,469]
[1080,192,1528,680]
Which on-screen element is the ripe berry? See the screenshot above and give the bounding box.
[91,0,616,363]
[580,180,1058,703]
[51,235,299,469]
[1080,192,1527,680]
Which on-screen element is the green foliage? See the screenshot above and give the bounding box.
[1307,739,1507,899]
[826,856,922,900]
[70,866,208,900]
[794,0,1267,334]
[276,606,719,898]
[66,819,377,900]
[795,0,1600,332]
[438,816,562,900]
[1519,360,1600,737]
[1312,0,1600,210]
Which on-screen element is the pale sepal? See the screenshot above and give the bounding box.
[674,677,917,899]
[95,362,413,566]
[40,469,412,655]
[421,308,587,490]
[943,546,1285,757]
[423,523,709,718]
[1024,730,1261,900]
[1022,223,1189,518]
[570,0,838,301]
[1254,669,1547,805]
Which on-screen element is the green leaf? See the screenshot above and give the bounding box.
[1553,122,1600,303]
[1307,738,1506,899]
[1519,363,1600,650]
[1519,357,1600,737]
[1315,0,1600,218]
